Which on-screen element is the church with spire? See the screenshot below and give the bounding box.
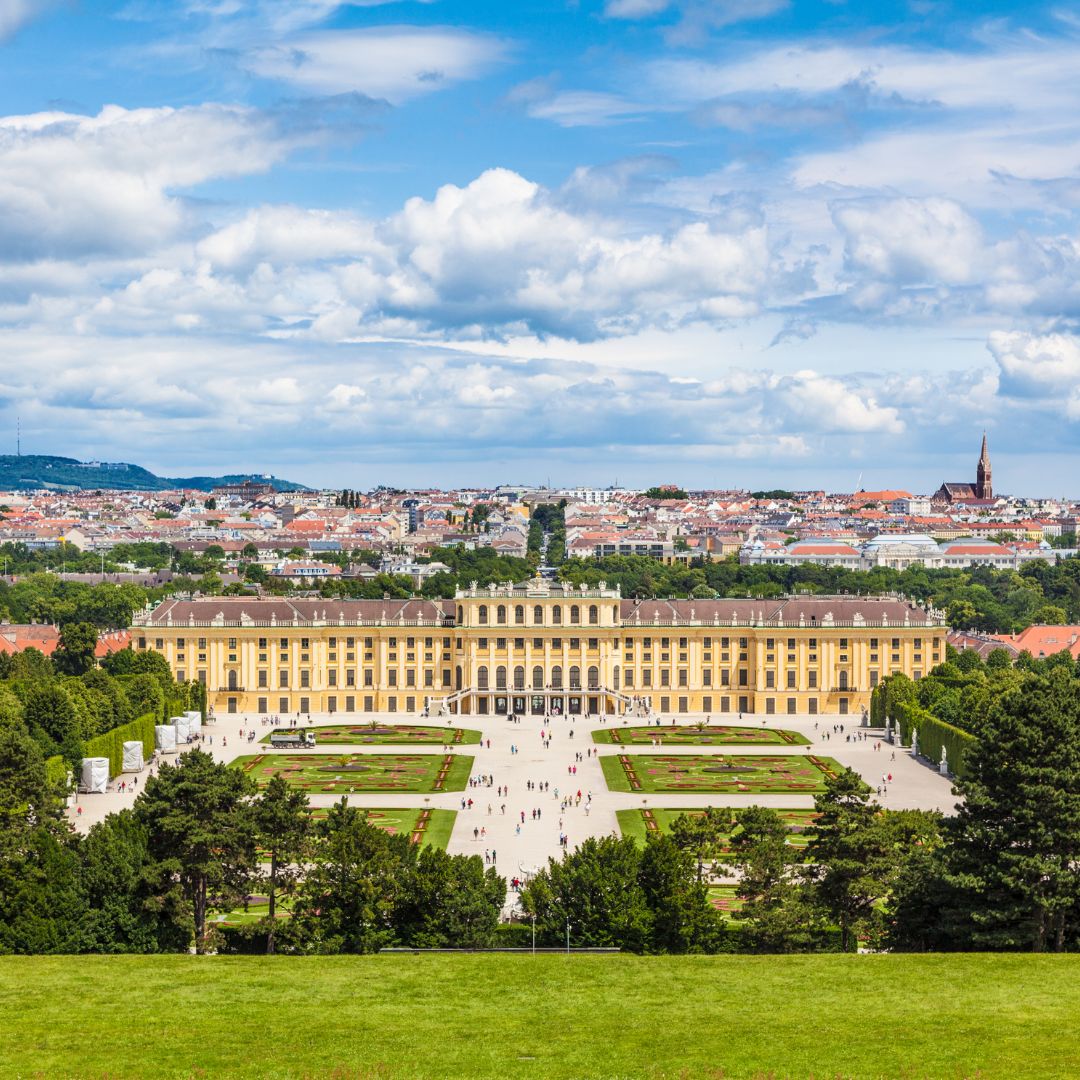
[934,433,995,505]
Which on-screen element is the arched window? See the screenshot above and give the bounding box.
[570,604,580,624]
[496,665,507,689]
[532,665,544,690]
[456,605,464,624]
[455,665,462,691]
[477,665,489,689]
[533,605,544,625]
[839,670,848,690]
[478,605,488,625]
[588,665,600,688]
[496,604,506,625]
[552,604,562,624]
[515,605,525,625]
[613,665,620,690]
[513,665,525,690]
[551,664,563,689]
[612,605,619,621]
[569,665,581,689]
[588,604,599,625]
[228,670,238,690]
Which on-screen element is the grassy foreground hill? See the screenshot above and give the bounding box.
[1,953,1076,1078]
[0,454,306,492]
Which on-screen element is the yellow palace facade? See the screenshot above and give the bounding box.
[134,580,946,718]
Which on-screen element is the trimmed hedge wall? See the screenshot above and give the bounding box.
[894,701,977,779]
[45,754,70,791]
[83,712,157,779]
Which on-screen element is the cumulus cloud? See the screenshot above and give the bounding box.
[0,103,317,259]
[831,197,984,287]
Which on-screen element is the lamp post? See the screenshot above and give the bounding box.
[565,917,571,955]
[531,913,536,956]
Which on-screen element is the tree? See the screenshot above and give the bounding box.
[936,670,1080,951]
[669,807,730,883]
[134,749,258,953]
[730,806,819,952]
[638,833,722,953]
[23,683,81,762]
[293,801,413,954]
[251,775,311,954]
[520,835,652,952]
[53,622,99,676]
[394,847,505,948]
[0,721,83,954]
[79,809,187,953]
[805,769,896,951]
[1034,604,1068,625]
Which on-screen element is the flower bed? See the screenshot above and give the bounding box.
[595,725,810,746]
[603,753,842,794]
[261,724,481,746]
[231,753,474,793]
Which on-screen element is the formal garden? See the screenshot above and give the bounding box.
[617,806,818,857]
[232,753,473,793]
[261,724,482,746]
[593,724,810,746]
[600,753,841,794]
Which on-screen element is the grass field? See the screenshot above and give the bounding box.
[232,753,474,793]
[594,724,810,746]
[2,954,1078,1078]
[617,806,817,857]
[600,752,841,794]
[261,724,482,746]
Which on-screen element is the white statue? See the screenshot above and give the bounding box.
[939,746,949,777]
[911,730,919,757]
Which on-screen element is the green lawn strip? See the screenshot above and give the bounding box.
[438,753,475,792]
[232,753,473,794]
[603,752,843,794]
[3,955,1079,1079]
[616,807,817,858]
[593,725,810,746]
[421,808,457,851]
[261,724,482,746]
[599,753,634,792]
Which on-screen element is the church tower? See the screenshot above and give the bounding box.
[976,432,992,499]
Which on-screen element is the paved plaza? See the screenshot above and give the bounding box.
[67,709,958,909]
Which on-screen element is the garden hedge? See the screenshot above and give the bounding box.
[893,701,977,779]
[83,712,157,779]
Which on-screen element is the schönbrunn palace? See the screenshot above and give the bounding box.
[134,580,947,718]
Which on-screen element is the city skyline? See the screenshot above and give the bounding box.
[2,2,1080,489]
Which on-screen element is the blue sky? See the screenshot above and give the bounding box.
[2,1,1080,493]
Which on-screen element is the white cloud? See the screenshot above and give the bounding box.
[606,0,788,37]
[0,0,46,40]
[245,26,507,102]
[831,197,984,287]
[0,104,308,259]
[988,330,1080,399]
[525,92,651,128]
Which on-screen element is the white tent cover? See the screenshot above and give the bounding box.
[173,715,192,742]
[185,710,202,735]
[155,725,177,752]
[81,757,109,793]
[122,741,144,772]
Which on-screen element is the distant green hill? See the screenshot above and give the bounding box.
[0,455,307,493]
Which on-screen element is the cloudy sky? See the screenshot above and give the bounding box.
[1,1,1079,492]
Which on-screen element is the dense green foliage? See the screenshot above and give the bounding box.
[0,640,202,770]
[0,454,303,492]
[526,501,566,565]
